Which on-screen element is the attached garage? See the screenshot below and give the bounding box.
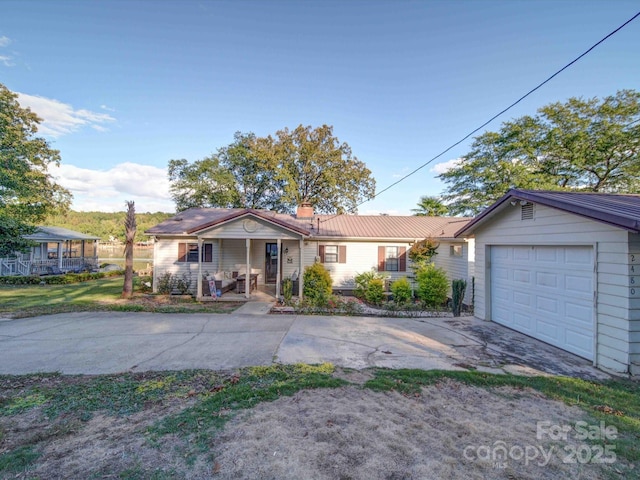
[456,189,640,376]
[490,245,594,360]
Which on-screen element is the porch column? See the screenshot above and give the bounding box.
[276,238,281,299]
[298,238,304,298]
[57,242,63,270]
[245,238,251,299]
[197,237,203,298]
[218,239,222,272]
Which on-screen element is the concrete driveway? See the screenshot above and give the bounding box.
[0,312,608,379]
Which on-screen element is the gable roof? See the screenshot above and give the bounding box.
[145,208,471,241]
[26,226,99,242]
[455,189,640,237]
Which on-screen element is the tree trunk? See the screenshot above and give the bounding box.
[122,201,136,299]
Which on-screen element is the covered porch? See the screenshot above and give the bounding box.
[192,215,309,301]
[196,237,306,301]
[0,227,99,276]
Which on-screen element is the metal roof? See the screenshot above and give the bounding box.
[26,226,100,241]
[145,208,471,240]
[455,189,640,237]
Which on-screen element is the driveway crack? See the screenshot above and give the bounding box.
[131,317,212,370]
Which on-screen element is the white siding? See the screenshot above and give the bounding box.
[433,240,473,304]
[152,237,219,293]
[469,203,631,374]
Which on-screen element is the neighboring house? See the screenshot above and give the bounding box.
[0,226,99,276]
[455,189,640,376]
[145,205,473,302]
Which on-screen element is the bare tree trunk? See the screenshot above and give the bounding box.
[122,201,136,299]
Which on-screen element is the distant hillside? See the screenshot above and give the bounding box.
[42,211,174,243]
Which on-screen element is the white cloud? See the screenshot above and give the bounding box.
[50,162,175,213]
[0,37,13,66]
[430,158,463,175]
[16,92,116,137]
[100,104,116,112]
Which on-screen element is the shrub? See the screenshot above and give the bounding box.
[282,277,293,305]
[353,269,388,299]
[415,263,448,308]
[0,270,124,286]
[156,272,175,295]
[408,238,440,267]
[303,262,332,305]
[365,277,385,306]
[451,278,467,316]
[174,273,192,295]
[391,277,412,304]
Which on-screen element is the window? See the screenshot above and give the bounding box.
[324,245,338,263]
[319,245,346,264]
[178,242,213,263]
[378,246,406,272]
[450,245,463,257]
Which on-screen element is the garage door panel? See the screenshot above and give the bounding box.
[565,247,593,266]
[564,329,593,358]
[535,248,558,263]
[491,245,594,360]
[514,247,532,261]
[565,275,592,296]
[536,271,558,288]
[493,305,513,326]
[536,295,559,314]
[513,269,531,285]
[513,312,534,331]
[535,319,560,343]
[513,291,531,308]
[565,302,592,326]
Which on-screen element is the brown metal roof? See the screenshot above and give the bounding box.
[146,208,471,240]
[455,189,640,237]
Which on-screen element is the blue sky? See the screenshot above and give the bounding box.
[2,0,639,214]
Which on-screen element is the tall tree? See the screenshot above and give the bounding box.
[274,125,376,214]
[167,125,376,214]
[439,90,640,215]
[411,195,449,216]
[217,132,283,210]
[168,156,240,212]
[122,201,136,299]
[0,83,71,256]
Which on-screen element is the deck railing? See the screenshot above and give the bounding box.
[0,256,100,276]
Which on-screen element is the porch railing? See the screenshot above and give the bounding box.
[0,256,100,276]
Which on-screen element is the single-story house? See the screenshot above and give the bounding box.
[145,204,473,302]
[455,189,640,376]
[0,226,99,276]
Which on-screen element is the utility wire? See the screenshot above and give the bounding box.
[322,9,640,222]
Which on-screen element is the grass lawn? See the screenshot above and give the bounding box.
[0,366,638,479]
[0,276,241,318]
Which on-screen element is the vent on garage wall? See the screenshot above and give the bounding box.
[521,203,534,220]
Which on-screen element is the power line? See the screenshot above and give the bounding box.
[323,9,640,222]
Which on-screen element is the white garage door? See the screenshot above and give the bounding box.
[490,245,594,360]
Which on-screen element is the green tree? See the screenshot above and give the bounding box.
[168,156,240,212]
[0,83,71,256]
[439,90,640,215]
[217,132,283,210]
[167,125,376,214]
[411,195,449,216]
[273,124,376,213]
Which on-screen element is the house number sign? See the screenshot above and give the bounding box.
[630,253,640,298]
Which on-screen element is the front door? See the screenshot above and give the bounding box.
[265,243,278,284]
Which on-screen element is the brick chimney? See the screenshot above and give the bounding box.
[296,202,314,219]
